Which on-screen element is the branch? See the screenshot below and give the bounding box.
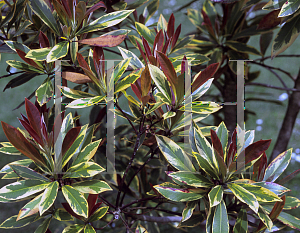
[245,82,300,92]
[129,214,182,223]
[270,68,300,163]
[115,103,138,134]
[256,54,300,62]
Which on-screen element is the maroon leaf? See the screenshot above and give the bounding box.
[19,118,43,146]
[181,55,187,74]
[257,152,267,181]
[142,37,152,62]
[167,13,175,39]
[157,51,178,92]
[153,29,164,54]
[61,127,81,156]
[40,114,49,145]
[62,202,82,220]
[192,63,219,92]
[257,9,281,30]
[79,35,126,47]
[1,121,45,166]
[16,49,41,70]
[131,84,142,101]
[141,65,151,97]
[201,9,215,38]
[62,72,93,84]
[52,111,65,145]
[25,98,42,139]
[136,39,148,64]
[162,38,171,54]
[171,24,181,49]
[87,194,98,216]
[61,0,72,19]
[243,139,271,164]
[84,1,106,18]
[90,202,102,216]
[39,31,50,48]
[20,113,30,125]
[210,129,224,158]
[93,47,104,78]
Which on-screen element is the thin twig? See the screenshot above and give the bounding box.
[98,195,116,209]
[245,82,300,92]
[256,54,300,62]
[120,196,160,210]
[115,103,138,134]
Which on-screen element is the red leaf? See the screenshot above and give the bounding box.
[131,84,142,101]
[1,121,45,166]
[211,129,224,158]
[87,194,98,216]
[39,31,50,48]
[201,9,215,38]
[136,39,148,64]
[278,169,300,185]
[25,98,42,139]
[142,37,152,62]
[93,47,104,78]
[181,55,187,74]
[90,202,102,216]
[19,118,43,146]
[153,29,164,54]
[157,51,178,92]
[167,13,175,39]
[84,1,106,18]
[162,38,170,54]
[61,127,81,156]
[61,0,72,19]
[16,49,41,70]
[192,63,219,92]
[141,66,151,97]
[62,72,93,84]
[243,139,271,164]
[257,152,267,181]
[257,10,281,30]
[171,24,181,49]
[79,35,126,47]
[62,202,82,220]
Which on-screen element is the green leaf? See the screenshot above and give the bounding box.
[73,139,102,166]
[135,22,155,44]
[148,64,172,105]
[70,36,78,64]
[182,201,198,222]
[25,48,51,61]
[6,60,44,73]
[154,182,206,202]
[216,122,228,157]
[238,183,282,203]
[118,47,144,69]
[162,111,176,119]
[39,181,59,215]
[283,196,300,209]
[272,14,300,58]
[88,206,109,222]
[0,145,22,155]
[46,41,69,62]
[63,162,105,179]
[9,164,50,181]
[60,86,96,99]
[233,208,247,233]
[84,224,96,233]
[0,215,36,229]
[62,224,85,233]
[263,0,286,10]
[34,216,51,233]
[77,10,134,35]
[115,74,139,93]
[53,208,74,221]
[29,0,60,35]
[5,41,30,53]
[225,41,262,56]
[61,125,87,168]
[17,193,42,220]
[62,185,88,218]
[212,200,229,233]
[169,171,213,188]
[193,127,219,175]
[0,180,49,200]
[257,206,273,230]
[264,205,300,230]
[14,20,32,37]
[145,101,164,115]
[192,79,213,101]
[279,0,300,17]
[263,149,292,182]
[228,183,259,213]
[206,206,215,233]
[252,182,290,196]
[135,224,148,233]
[155,135,196,172]
[36,78,53,105]
[179,101,221,114]
[72,180,112,194]
[209,185,223,207]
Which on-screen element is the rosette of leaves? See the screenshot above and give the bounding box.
[0,98,111,231]
[153,122,300,232]
[59,46,140,108]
